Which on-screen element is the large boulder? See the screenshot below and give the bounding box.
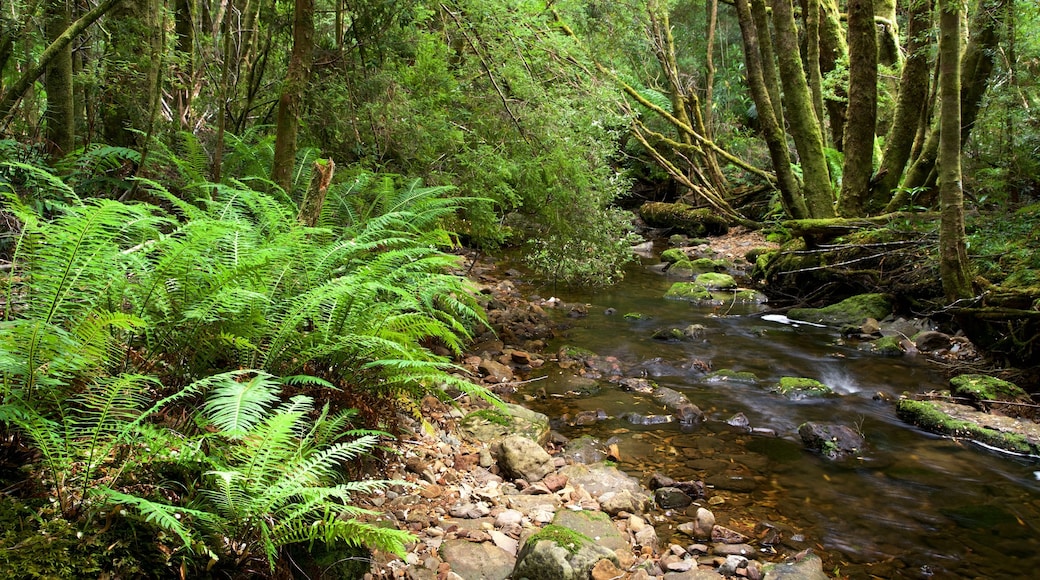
[559,462,650,513]
[788,293,893,327]
[762,551,829,580]
[459,403,550,446]
[511,524,618,580]
[551,509,628,552]
[665,282,713,302]
[497,435,555,482]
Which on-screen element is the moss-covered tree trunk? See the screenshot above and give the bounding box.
[898,0,1006,196]
[771,0,835,218]
[874,0,901,67]
[817,0,848,150]
[271,0,315,195]
[749,0,783,123]
[100,0,161,149]
[875,0,933,209]
[172,0,194,129]
[938,0,973,302]
[838,0,878,216]
[735,0,807,218]
[804,0,825,138]
[44,0,75,160]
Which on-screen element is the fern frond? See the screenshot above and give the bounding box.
[200,372,282,437]
[93,486,216,549]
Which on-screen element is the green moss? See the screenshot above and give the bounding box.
[776,377,833,397]
[788,293,893,326]
[664,282,713,301]
[526,524,594,555]
[466,409,511,426]
[624,312,648,320]
[896,400,1036,455]
[690,257,729,273]
[949,374,1028,403]
[661,248,687,263]
[868,336,904,356]
[651,328,687,341]
[695,272,737,289]
[558,345,598,359]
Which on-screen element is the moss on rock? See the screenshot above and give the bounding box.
[706,369,759,384]
[788,293,893,327]
[949,374,1029,403]
[896,399,1038,455]
[776,377,833,398]
[664,282,713,302]
[661,248,687,263]
[695,272,737,289]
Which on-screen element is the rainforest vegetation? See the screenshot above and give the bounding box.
[1,0,1038,576]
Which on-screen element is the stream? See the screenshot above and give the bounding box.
[511,255,1040,579]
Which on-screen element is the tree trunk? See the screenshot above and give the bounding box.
[172,0,194,129]
[0,0,121,127]
[749,0,783,123]
[874,0,900,67]
[897,0,1006,196]
[735,0,807,218]
[818,0,848,149]
[874,0,933,208]
[100,0,161,149]
[44,0,75,160]
[271,0,315,195]
[804,0,825,137]
[771,0,835,218]
[938,0,973,302]
[298,158,335,227]
[838,0,878,216]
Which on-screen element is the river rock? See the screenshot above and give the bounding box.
[479,358,515,383]
[719,554,749,577]
[619,377,657,394]
[621,412,675,425]
[775,377,833,399]
[761,551,829,580]
[560,462,651,514]
[787,293,893,327]
[497,435,555,482]
[652,386,705,425]
[949,373,1030,408]
[797,422,864,459]
[459,403,550,446]
[665,282,714,302]
[678,507,715,539]
[655,486,694,509]
[560,435,609,464]
[695,272,737,290]
[914,330,953,352]
[552,509,628,552]
[511,524,619,580]
[439,539,516,580]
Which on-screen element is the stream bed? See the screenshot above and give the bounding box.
[512,256,1040,579]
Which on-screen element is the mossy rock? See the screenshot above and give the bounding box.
[690,257,729,273]
[459,403,550,446]
[745,247,773,263]
[776,377,833,398]
[751,250,778,279]
[788,293,893,327]
[651,327,688,341]
[639,202,730,237]
[664,282,713,302]
[896,399,1039,455]
[661,248,688,263]
[624,312,648,320]
[666,260,696,277]
[695,272,737,289]
[706,369,759,384]
[711,289,768,304]
[864,335,904,356]
[949,374,1029,404]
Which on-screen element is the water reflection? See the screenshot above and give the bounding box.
[518,259,1040,579]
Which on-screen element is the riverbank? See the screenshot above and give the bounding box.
[357,243,831,580]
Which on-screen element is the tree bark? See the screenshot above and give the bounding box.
[735,0,807,218]
[874,0,933,209]
[298,158,335,227]
[838,0,878,216]
[804,0,825,136]
[818,0,848,149]
[938,0,973,302]
[44,0,75,160]
[0,0,122,127]
[100,0,161,149]
[771,0,835,218]
[271,0,315,195]
[749,0,783,123]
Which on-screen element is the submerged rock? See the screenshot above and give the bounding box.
[797,422,864,459]
[652,386,705,425]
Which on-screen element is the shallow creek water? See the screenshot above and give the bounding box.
[512,257,1040,579]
